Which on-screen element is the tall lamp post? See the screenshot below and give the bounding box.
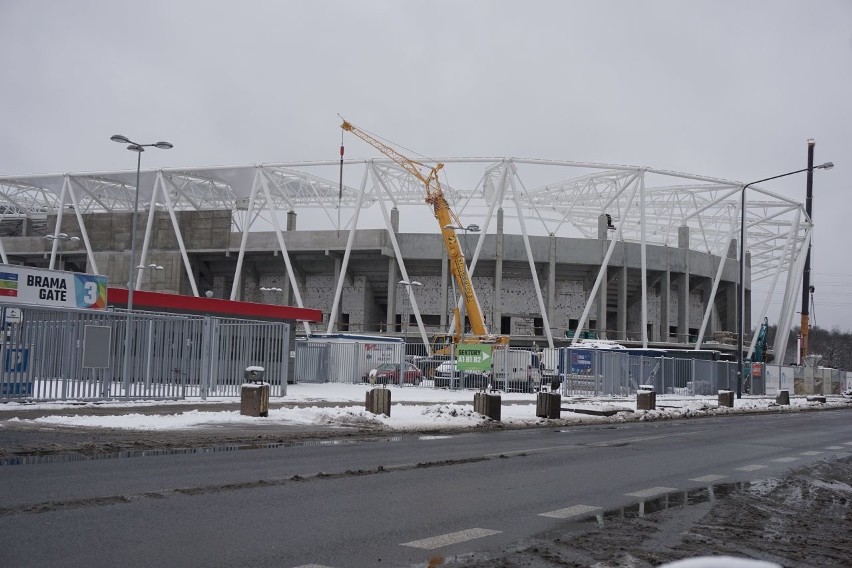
[443,223,480,337]
[110,135,173,311]
[736,160,833,398]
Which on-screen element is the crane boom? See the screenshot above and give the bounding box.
[341,119,502,342]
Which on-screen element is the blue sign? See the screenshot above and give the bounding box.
[0,381,32,396]
[5,347,29,373]
[570,349,593,375]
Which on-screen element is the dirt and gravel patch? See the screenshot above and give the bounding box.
[441,456,852,567]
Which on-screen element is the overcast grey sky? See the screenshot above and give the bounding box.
[1,0,850,331]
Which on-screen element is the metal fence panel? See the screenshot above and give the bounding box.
[0,302,290,401]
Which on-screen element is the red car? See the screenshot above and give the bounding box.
[366,363,423,385]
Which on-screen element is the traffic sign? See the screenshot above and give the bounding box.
[457,344,492,371]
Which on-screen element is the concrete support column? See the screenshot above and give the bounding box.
[494,208,504,332]
[597,213,610,338]
[677,272,689,343]
[659,271,671,342]
[678,225,690,343]
[745,250,752,336]
[597,270,608,338]
[386,207,400,333]
[617,265,627,341]
[547,233,556,331]
[726,282,737,333]
[283,210,297,305]
[725,237,738,333]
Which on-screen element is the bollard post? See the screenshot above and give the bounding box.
[474,392,501,421]
[776,390,790,405]
[366,387,392,416]
[536,392,561,419]
[717,390,734,408]
[637,385,656,410]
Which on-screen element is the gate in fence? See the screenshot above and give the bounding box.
[0,303,290,401]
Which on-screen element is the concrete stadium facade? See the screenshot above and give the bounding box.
[0,157,810,360]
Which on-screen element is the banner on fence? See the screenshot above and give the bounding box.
[0,265,107,310]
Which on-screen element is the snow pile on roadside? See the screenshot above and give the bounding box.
[1,382,849,432]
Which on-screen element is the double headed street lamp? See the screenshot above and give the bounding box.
[136,263,164,289]
[45,233,81,270]
[736,160,833,398]
[110,135,173,311]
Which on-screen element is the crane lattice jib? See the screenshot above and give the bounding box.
[341,120,490,338]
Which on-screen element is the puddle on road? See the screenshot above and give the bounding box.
[581,482,750,527]
[0,436,407,467]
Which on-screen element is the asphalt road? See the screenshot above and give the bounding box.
[0,409,849,567]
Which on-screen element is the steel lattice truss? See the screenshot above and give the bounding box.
[0,158,809,284]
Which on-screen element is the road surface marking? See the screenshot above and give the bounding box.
[772,457,800,462]
[825,446,844,450]
[625,487,677,499]
[735,464,766,471]
[690,474,727,483]
[539,504,602,519]
[292,565,335,568]
[402,528,501,549]
[800,451,824,456]
[844,442,852,446]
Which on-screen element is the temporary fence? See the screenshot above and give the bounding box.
[559,348,738,397]
[294,335,404,384]
[0,302,290,401]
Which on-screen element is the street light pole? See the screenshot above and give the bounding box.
[110,135,173,311]
[736,160,834,398]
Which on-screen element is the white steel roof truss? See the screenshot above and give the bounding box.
[158,174,199,296]
[570,171,641,344]
[509,172,555,348]
[258,169,310,335]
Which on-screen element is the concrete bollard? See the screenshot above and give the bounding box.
[366,387,392,416]
[637,387,656,410]
[806,395,826,404]
[536,392,561,419]
[776,390,790,405]
[240,382,270,417]
[474,392,501,421]
[718,390,734,408]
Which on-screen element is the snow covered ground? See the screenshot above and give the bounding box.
[1,382,848,432]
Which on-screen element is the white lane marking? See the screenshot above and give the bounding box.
[293,565,335,568]
[773,457,801,462]
[539,504,602,519]
[401,528,502,550]
[625,487,677,499]
[419,435,453,440]
[844,442,852,446]
[800,451,824,456]
[690,474,727,483]
[825,446,844,450]
[736,464,766,471]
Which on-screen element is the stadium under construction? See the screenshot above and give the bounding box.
[0,154,814,364]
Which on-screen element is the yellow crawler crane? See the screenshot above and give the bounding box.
[341,119,508,348]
